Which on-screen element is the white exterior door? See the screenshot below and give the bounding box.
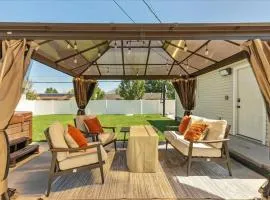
[236,66,265,142]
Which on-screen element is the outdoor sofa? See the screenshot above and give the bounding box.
[164,115,232,176]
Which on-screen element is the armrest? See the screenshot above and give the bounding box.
[165,125,179,131]
[50,142,101,152]
[192,139,230,144]
[102,126,116,132]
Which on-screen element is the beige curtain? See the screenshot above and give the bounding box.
[242,39,270,121]
[73,77,97,115]
[0,40,37,196]
[172,78,197,116]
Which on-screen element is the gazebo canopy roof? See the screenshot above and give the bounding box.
[1,22,269,79]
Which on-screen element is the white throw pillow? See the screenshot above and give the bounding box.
[64,126,79,148]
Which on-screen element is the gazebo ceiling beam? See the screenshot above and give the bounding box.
[191,51,248,77]
[55,41,108,63]
[224,40,241,46]
[95,61,102,76]
[64,40,90,65]
[78,45,111,76]
[164,41,217,63]
[2,22,270,40]
[144,41,152,75]
[168,60,176,76]
[32,52,75,77]
[178,40,211,65]
[94,63,173,66]
[83,75,181,80]
[109,45,162,48]
[162,46,190,75]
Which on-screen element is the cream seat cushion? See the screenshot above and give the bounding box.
[164,131,221,157]
[58,144,107,170]
[49,122,68,161]
[98,132,116,145]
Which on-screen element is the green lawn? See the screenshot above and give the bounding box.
[32,114,178,142]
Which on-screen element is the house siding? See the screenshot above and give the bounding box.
[175,59,269,146]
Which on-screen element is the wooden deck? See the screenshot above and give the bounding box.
[9,143,266,200]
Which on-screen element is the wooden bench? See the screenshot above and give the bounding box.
[9,137,39,167]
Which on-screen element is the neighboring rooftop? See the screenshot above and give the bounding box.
[37,93,73,100]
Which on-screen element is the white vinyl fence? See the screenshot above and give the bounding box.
[15,98,175,116]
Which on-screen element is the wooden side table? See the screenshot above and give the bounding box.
[120,127,130,148]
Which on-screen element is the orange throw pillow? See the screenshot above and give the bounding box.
[178,115,191,134]
[84,117,104,134]
[184,123,208,142]
[67,124,87,148]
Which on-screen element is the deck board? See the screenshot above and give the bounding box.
[9,143,266,200]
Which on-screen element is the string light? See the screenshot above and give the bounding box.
[67,43,71,49]
[73,57,78,64]
[74,41,78,50]
[114,41,117,49]
[184,41,188,52]
[186,59,189,69]
[98,51,101,57]
[205,45,209,56]
[128,47,131,54]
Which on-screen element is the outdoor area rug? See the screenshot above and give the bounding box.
[9,145,265,200]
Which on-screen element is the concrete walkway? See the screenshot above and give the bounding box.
[229,135,270,176]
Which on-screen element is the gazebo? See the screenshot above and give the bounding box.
[0,22,270,199]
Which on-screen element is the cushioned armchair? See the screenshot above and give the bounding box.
[74,115,117,151]
[44,122,107,197]
[164,115,232,176]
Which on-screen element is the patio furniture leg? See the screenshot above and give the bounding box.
[114,140,117,151]
[97,144,105,184]
[165,140,168,150]
[187,142,193,176]
[123,132,127,148]
[2,192,9,200]
[46,153,57,197]
[224,142,232,176]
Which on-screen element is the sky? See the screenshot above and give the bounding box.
[1,0,270,93]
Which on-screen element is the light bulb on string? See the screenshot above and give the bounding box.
[98,51,101,57]
[184,41,188,52]
[128,47,131,55]
[205,45,209,56]
[114,41,117,49]
[186,60,189,69]
[73,57,78,64]
[74,41,78,50]
[67,43,71,49]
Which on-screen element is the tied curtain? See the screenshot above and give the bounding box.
[73,77,97,115]
[242,39,270,121]
[0,40,37,197]
[172,78,197,116]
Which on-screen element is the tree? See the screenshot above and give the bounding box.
[91,86,105,100]
[45,87,58,94]
[25,81,38,100]
[118,80,145,100]
[67,88,74,94]
[144,80,175,99]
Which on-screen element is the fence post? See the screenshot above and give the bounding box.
[140,100,143,114]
